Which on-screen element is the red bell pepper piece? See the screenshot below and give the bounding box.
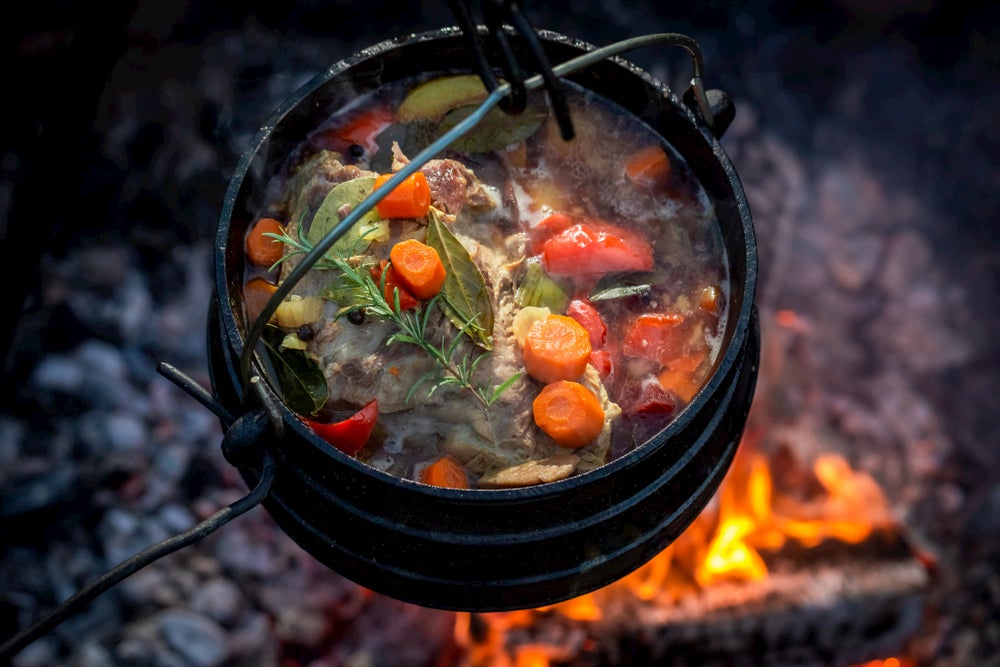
[529,211,577,254]
[370,260,419,312]
[566,298,607,348]
[618,376,677,416]
[304,398,378,456]
[589,349,613,380]
[541,221,654,276]
[314,107,395,154]
[621,312,686,367]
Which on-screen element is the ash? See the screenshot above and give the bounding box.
[2,2,998,666]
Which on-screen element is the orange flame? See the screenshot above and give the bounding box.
[540,593,603,621]
[693,443,893,585]
[853,659,915,667]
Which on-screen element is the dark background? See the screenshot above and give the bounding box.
[2,1,998,665]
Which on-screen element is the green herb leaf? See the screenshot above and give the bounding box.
[425,209,494,350]
[515,258,569,311]
[261,324,328,416]
[488,371,524,404]
[426,208,493,350]
[437,104,547,153]
[589,272,654,302]
[321,268,374,308]
[306,176,388,256]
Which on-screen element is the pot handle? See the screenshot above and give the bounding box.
[685,86,736,139]
[157,361,281,469]
[447,0,576,140]
[644,32,734,139]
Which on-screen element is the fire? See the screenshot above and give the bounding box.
[695,439,894,584]
[458,430,898,666]
[853,659,915,667]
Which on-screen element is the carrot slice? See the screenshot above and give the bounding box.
[421,456,470,489]
[522,314,592,384]
[373,172,431,219]
[370,260,419,311]
[246,218,285,267]
[532,380,605,448]
[244,277,278,323]
[624,145,671,185]
[657,368,701,403]
[389,239,446,300]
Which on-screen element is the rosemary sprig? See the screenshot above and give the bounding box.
[333,253,521,413]
[269,227,521,415]
[263,217,368,272]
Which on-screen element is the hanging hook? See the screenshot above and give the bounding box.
[446,0,575,140]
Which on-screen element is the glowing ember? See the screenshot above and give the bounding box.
[853,659,916,667]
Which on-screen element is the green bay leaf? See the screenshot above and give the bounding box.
[424,209,494,350]
[437,104,547,153]
[262,324,328,416]
[306,176,387,257]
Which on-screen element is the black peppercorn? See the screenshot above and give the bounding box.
[348,143,366,159]
[297,324,315,341]
[347,310,366,325]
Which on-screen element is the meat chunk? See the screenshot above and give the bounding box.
[391,142,497,219]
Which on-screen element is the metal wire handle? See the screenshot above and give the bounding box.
[447,0,576,139]
[237,31,719,399]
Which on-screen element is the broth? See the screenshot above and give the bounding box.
[242,73,729,489]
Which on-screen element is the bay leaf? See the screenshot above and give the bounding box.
[589,271,654,302]
[437,103,547,153]
[306,176,387,257]
[262,324,328,416]
[424,209,494,350]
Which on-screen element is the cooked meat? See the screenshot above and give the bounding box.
[391,142,499,220]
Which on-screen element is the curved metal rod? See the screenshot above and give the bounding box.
[238,31,716,398]
[0,452,277,661]
[157,361,236,427]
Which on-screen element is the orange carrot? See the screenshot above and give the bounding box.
[698,285,722,312]
[669,350,707,374]
[421,456,470,489]
[246,218,285,267]
[624,145,671,185]
[370,260,419,311]
[244,277,278,322]
[532,380,605,448]
[657,368,701,403]
[373,172,431,219]
[522,314,592,383]
[389,239,446,300]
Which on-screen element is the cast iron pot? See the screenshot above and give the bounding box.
[209,27,759,612]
